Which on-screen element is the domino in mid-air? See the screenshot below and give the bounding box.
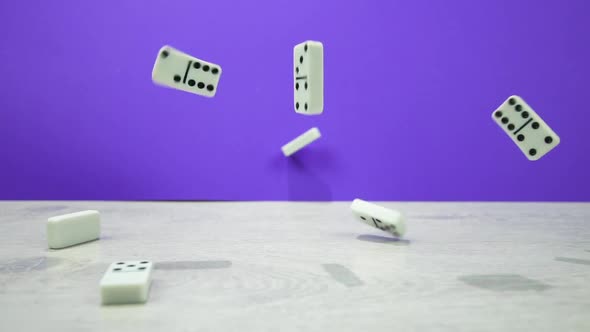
[350,199,406,237]
[152,45,222,97]
[100,260,154,305]
[492,95,560,161]
[294,41,324,115]
[281,127,321,157]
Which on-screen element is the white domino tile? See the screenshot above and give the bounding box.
[152,45,222,98]
[47,210,100,249]
[100,260,153,305]
[294,40,324,115]
[492,95,560,161]
[350,199,406,237]
[281,127,321,157]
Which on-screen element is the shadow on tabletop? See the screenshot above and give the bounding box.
[356,234,411,246]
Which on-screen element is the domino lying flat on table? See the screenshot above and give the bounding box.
[350,199,406,237]
[492,95,560,161]
[152,45,222,98]
[100,261,154,305]
[294,40,324,115]
[47,210,100,249]
[281,127,321,157]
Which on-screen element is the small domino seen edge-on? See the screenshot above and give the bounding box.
[294,40,324,115]
[492,95,560,161]
[350,199,406,237]
[47,210,100,249]
[281,127,321,157]
[100,260,154,305]
[152,45,222,98]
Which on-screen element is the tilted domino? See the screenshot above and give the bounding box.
[152,45,222,98]
[350,199,406,237]
[281,127,321,157]
[491,95,560,161]
[100,260,154,305]
[47,210,101,249]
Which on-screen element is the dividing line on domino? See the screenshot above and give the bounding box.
[281,127,321,157]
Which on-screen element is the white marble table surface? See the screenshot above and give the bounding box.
[0,201,589,332]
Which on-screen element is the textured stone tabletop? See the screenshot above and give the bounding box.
[0,201,589,331]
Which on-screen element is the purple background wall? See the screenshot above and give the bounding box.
[1,0,589,201]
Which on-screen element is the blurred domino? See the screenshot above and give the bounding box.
[100,260,153,305]
[294,40,324,115]
[281,127,321,157]
[491,95,560,161]
[47,210,100,249]
[350,199,406,237]
[152,45,222,97]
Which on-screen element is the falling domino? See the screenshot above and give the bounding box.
[350,199,406,237]
[491,95,560,161]
[294,40,324,115]
[281,127,321,157]
[47,210,101,249]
